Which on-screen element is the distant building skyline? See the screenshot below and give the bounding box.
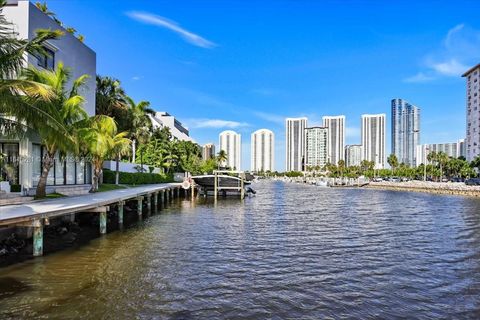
[305,127,328,169]
[251,129,275,172]
[219,130,241,170]
[416,139,466,165]
[285,117,307,171]
[391,98,420,167]
[322,115,345,165]
[361,114,386,169]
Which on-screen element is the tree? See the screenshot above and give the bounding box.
[436,151,449,180]
[21,63,89,198]
[217,150,227,169]
[125,97,154,163]
[337,160,345,177]
[78,116,130,192]
[387,154,398,175]
[0,1,63,135]
[95,76,127,120]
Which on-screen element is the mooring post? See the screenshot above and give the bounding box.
[118,201,125,226]
[137,196,144,220]
[169,188,173,201]
[153,192,158,213]
[33,219,43,257]
[240,172,245,200]
[146,194,152,216]
[166,188,170,203]
[214,171,218,202]
[160,190,165,209]
[99,211,107,234]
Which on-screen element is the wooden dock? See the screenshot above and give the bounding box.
[0,183,182,257]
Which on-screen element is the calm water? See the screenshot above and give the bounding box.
[1,181,480,319]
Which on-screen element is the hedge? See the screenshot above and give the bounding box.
[102,169,173,185]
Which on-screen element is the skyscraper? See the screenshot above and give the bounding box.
[286,117,307,171]
[305,127,328,169]
[251,129,275,172]
[345,145,363,167]
[463,64,480,161]
[361,114,386,169]
[202,143,216,161]
[416,139,466,166]
[322,115,345,165]
[391,99,420,167]
[219,130,241,170]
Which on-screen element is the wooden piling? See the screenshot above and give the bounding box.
[118,201,125,226]
[153,192,158,213]
[33,219,43,257]
[146,194,152,216]
[99,211,107,234]
[137,196,144,220]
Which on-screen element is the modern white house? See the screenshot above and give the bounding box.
[149,112,193,142]
[361,114,386,169]
[286,117,307,172]
[251,129,274,172]
[2,0,96,194]
[322,115,345,165]
[219,130,241,170]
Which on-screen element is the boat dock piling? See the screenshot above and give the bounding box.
[0,183,182,258]
[213,170,247,201]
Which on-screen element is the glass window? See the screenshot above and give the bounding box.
[85,162,92,185]
[32,144,42,186]
[35,47,55,70]
[43,147,55,186]
[76,159,85,184]
[1,143,19,184]
[55,152,65,185]
[66,156,75,185]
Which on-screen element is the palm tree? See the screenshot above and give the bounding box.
[217,150,227,169]
[35,2,55,18]
[78,116,130,192]
[337,159,345,177]
[0,1,63,134]
[126,97,154,163]
[436,151,449,180]
[21,63,89,198]
[387,154,398,175]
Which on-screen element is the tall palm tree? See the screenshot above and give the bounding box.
[437,151,449,180]
[78,116,130,192]
[21,63,89,198]
[217,150,227,169]
[126,97,154,163]
[0,1,63,134]
[387,154,398,175]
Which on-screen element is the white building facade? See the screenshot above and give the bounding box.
[463,64,480,161]
[2,0,96,194]
[149,112,192,142]
[305,127,328,169]
[286,117,307,172]
[251,129,274,172]
[202,143,215,161]
[416,139,466,166]
[219,130,241,170]
[322,115,345,165]
[361,114,386,169]
[345,145,363,167]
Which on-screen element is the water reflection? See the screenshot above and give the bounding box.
[1,181,480,318]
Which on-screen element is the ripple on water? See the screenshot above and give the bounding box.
[1,181,480,319]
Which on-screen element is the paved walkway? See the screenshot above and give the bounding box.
[0,183,181,226]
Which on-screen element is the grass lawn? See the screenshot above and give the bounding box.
[97,184,129,192]
[45,192,66,199]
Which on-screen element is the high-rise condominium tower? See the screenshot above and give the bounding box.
[202,143,216,161]
[391,99,420,167]
[361,114,386,169]
[322,115,345,165]
[251,129,275,172]
[286,117,307,171]
[463,64,480,161]
[305,127,328,169]
[219,130,241,170]
[345,145,363,167]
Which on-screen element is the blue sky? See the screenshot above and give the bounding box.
[47,0,480,171]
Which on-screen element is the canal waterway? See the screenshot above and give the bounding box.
[1,181,480,319]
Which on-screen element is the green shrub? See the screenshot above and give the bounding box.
[102,169,173,185]
[10,184,21,192]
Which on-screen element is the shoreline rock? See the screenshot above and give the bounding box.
[366,181,480,198]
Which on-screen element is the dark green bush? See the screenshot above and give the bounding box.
[102,169,173,185]
[10,184,21,192]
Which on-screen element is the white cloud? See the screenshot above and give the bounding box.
[403,72,435,83]
[132,76,142,81]
[126,11,216,49]
[252,111,285,125]
[407,23,480,81]
[429,59,469,76]
[187,119,249,129]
